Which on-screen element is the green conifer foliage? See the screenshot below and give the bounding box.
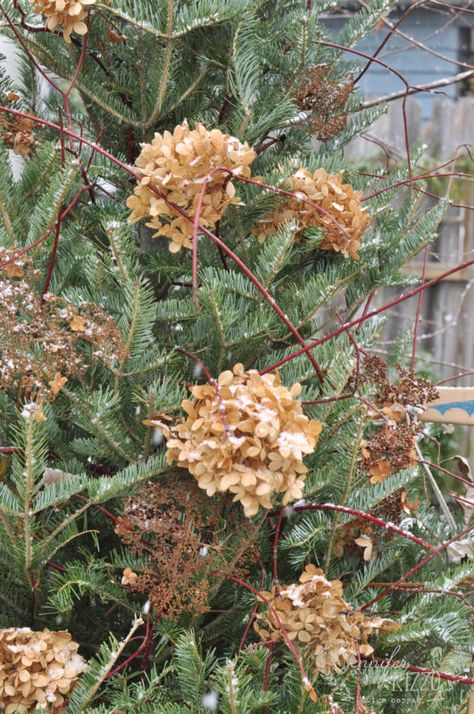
[0,1,472,712]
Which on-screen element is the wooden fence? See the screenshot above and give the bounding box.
[346,96,474,457]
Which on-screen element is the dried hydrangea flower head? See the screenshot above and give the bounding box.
[166,364,322,517]
[254,564,399,677]
[0,627,86,712]
[360,423,419,484]
[0,250,126,401]
[127,121,255,252]
[253,168,370,259]
[30,0,95,43]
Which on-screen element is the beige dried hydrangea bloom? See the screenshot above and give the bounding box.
[166,364,322,517]
[126,122,255,253]
[0,627,86,712]
[31,0,95,43]
[253,168,370,259]
[254,564,399,676]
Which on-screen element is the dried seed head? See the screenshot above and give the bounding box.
[127,122,255,253]
[294,65,354,142]
[116,477,258,620]
[0,250,126,401]
[0,627,86,712]
[253,168,370,259]
[166,364,322,517]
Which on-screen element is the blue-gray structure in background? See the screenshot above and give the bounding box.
[322,9,474,122]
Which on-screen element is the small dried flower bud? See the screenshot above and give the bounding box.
[121,567,138,586]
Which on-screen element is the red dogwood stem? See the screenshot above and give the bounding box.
[277,503,435,551]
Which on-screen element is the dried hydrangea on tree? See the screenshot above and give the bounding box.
[253,168,371,258]
[166,363,322,517]
[254,564,399,676]
[30,0,96,42]
[127,122,255,252]
[0,628,86,713]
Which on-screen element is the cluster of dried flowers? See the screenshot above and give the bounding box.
[334,488,418,560]
[0,114,34,156]
[116,477,258,620]
[0,251,126,402]
[253,168,370,259]
[0,628,86,713]
[254,564,399,677]
[30,0,95,43]
[165,364,322,517]
[294,65,354,142]
[358,356,438,484]
[361,423,420,484]
[127,122,255,253]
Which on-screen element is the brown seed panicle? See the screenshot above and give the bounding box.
[166,364,323,518]
[0,250,126,403]
[30,0,96,43]
[360,423,420,485]
[116,477,259,621]
[0,627,86,713]
[126,122,255,253]
[294,65,354,142]
[253,168,370,259]
[254,564,399,677]
[357,357,438,484]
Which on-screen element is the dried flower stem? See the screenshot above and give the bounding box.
[278,503,435,551]
[260,256,474,375]
[215,572,317,700]
[105,614,150,680]
[361,522,474,610]
[373,658,474,685]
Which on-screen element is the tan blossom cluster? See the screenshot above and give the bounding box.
[0,250,126,401]
[294,65,354,142]
[126,121,255,252]
[30,0,96,43]
[166,364,322,517]
[0,628,86,713]
[0,114,34,156]
[253,168,370,259]
[254,564,399,677]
